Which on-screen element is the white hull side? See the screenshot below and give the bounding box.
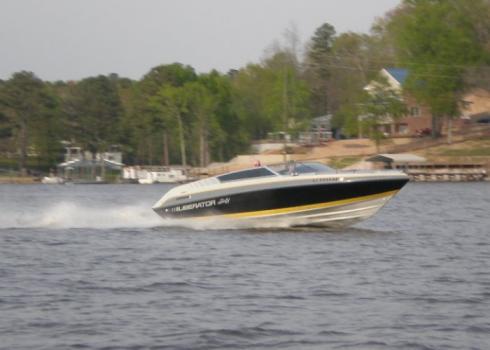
[279,195,393,228]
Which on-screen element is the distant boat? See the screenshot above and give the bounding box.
[129,168,188,184]
[41,176,65,184]
[138,177,155,185]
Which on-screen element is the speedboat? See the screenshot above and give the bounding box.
[152,162,409,228]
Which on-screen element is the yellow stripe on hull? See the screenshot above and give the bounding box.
[189,189,399,220]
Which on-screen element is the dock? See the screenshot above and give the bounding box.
[394,163,488,182]
[365,154,488,182]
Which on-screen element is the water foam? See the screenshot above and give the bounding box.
[160,216,302,231]
[0,201,324,231]
[0,201,163,229]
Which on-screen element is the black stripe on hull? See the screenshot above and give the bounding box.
[154,178,408,219]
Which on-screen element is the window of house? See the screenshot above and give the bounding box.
[462,100,473,109]
[398,123,408,134]
[410,107,420,117]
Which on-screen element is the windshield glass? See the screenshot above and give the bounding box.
[217,167,276,182]
[269,162,336,175]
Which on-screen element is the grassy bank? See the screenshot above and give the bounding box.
[327,156,363,169]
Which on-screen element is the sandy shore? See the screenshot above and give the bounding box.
[0,177,39,184]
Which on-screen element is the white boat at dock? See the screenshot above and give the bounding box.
[123,166,188,184]
[41,176,65,184]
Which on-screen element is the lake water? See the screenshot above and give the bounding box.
[0,183,489,350]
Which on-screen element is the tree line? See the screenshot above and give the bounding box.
[1,0,489,174]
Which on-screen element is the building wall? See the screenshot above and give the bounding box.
[399,94,432,135]
[461,89,490,118]
[381,89,490,136]
[377,94,432,136]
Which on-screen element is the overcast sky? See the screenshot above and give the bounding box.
[0,0,401,81]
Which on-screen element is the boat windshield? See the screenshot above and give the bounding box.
[217,167,276,183]
[269,162,336,175]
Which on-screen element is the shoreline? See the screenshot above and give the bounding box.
[0,177,39,184]
[0,176,488,185]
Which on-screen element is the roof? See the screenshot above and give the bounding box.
[364,68,408,92]
[366,153,426,163]
[58,158,124,169]
[312,114,332,122]
[385,68,408,85]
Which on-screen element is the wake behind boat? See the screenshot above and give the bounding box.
[152,162,409,228]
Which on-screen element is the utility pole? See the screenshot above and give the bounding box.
[282,65,289,164]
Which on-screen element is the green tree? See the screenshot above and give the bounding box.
[327,33,381,133]
[232,64,273,140]
[309,23,337,61]
[387,0,490,139]
[361,77,407,151]
[185,80,218,167]
[150,85,189,167]
[110,75,138,164]
[233,50,311,142]
[62,75,123,156]
[0,72,60,174]
[128,64,196,165]
[305,23,336,115]
[201,71,248,161]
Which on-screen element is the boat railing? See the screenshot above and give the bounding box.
[337,169,405,175]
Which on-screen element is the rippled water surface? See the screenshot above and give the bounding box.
[0,183,489,349]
